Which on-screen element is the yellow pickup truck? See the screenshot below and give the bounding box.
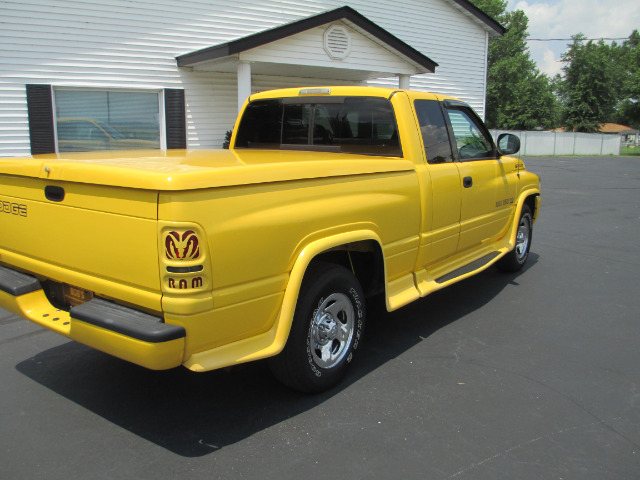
[0,86,540,392]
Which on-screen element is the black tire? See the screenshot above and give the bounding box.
[497,204,533,272]
[269,262,366,393]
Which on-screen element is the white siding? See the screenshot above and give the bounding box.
[355,0,489,107]
[241,24,418,75]
[252,74,360,96]
[0,0,492,156]
[181,72,238,149]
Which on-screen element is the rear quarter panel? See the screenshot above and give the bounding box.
[158,169,421,353]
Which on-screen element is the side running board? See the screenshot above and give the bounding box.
[435,252,501,284]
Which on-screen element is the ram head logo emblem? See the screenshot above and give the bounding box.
[165,230,200,260]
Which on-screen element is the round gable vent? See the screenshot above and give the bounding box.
[324,24,351,60]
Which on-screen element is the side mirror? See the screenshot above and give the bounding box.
[497,133,520,156]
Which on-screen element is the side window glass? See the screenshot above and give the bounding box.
[445,108,494,160]
[414,99,453,164]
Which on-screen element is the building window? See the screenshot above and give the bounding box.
[26,85,186,155]
[54,89,161,152]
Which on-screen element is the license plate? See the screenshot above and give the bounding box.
[63,284,94,307]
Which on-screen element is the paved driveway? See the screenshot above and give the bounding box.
[1,156,639,479]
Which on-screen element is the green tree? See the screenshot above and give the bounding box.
[558,34,626,132]
[469,0,558,129]
[616,30,640,128]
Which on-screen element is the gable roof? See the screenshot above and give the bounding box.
[177,6,438,73]
[446,0,506,37]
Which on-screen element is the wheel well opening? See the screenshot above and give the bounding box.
[310,241,385,298]
[525,194,538,220]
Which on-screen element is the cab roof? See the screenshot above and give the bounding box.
[248,86,461,103]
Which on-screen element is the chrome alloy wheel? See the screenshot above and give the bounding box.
[310,293,355,369]
[515,213,531,261]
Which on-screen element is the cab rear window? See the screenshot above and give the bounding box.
[234,97,402,157]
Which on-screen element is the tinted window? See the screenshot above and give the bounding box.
[339,98,401,156]
[312,104,339,145]
[283,104,312,145]
[234,99,283,148]
[235,97,401,156]
[414,100,453,164]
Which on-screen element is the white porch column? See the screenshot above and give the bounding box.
[237,61,252,112]
[399,75,411,89]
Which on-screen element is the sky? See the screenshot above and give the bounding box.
[505,0,640,77]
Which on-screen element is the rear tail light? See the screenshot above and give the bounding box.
[159,224,210,294]
[165,230,200,260]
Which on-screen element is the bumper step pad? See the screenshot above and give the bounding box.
[0,265,42,296]
[70,298,185,343]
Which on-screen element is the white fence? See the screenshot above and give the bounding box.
[490,130,622,156]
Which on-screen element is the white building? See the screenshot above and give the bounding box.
[0,0,504,157]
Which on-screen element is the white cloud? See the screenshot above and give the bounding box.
[540,48,563,77]
[507,0,640,76]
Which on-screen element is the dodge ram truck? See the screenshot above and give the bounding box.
[0,86,540,392]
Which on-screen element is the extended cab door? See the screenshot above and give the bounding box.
[442,101,517,253]
[411,98,461,268]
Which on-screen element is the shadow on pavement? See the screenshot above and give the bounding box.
[16,256,538,457]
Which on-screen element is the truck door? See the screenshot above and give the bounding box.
[412,99,461,268]
[442,102,517,253]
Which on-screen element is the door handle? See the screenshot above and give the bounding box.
[463,176,473,188]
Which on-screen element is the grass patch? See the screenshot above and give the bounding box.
[620,145,640,156]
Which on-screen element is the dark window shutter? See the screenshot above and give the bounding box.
[26,84,56,155]
[164,89,186,149]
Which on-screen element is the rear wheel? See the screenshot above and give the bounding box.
[497,204,533,272]
[269,262,365,393]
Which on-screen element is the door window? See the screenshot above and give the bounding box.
[445,108,494,160]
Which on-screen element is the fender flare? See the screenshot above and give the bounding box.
[508,189,540,249]
[270,229,384,354]
[183,229,384,371]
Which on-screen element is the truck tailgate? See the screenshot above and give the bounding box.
[0,174,161,311]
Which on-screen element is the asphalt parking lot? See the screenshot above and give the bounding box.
[1,156,639,479]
